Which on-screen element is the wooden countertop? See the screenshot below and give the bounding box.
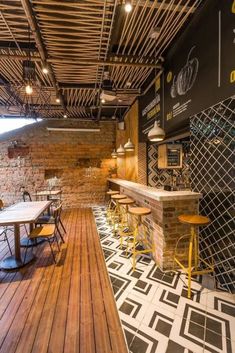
[108,178,202,201]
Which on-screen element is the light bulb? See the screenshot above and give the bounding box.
[63,114,67,118]
[124,2,132,13]
[25,84,33,95]
[56,97,60,103]
[101,98,106,103]
[42,67,48,74]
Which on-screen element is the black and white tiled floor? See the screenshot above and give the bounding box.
[93,207,235,353]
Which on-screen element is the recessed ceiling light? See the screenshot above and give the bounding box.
[42,67,48,74]
[124,2,132,13]
[25,84,33,95]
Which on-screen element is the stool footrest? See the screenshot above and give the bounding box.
[174,257,214,275]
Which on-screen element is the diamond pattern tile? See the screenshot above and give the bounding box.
[190,96,235,293]
[93,207,235,353]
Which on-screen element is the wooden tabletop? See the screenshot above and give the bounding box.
[33,189,61,196]
[0,201,52,225]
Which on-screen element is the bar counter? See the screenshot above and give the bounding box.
[108,178,202,270]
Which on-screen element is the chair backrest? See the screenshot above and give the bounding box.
[0,199,4,210]
[53,203,62,226]
[22,191,32,202]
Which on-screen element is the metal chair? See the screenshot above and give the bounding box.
[0,199,12,255]
[35,203,65,243]
[22,191,32,202]
[24,205,61,264]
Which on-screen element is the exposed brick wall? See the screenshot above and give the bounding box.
[0,120,116,208]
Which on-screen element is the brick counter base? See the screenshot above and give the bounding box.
[117,185,199,270]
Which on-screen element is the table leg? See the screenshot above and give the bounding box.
[0,223,35,270]
[14,224,21,262]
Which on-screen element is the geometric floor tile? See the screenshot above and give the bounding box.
[93,207,235,353]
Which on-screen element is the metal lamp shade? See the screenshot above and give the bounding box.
[117,144,125,156]
[111,149,118,158]
[148,121,165,142]
[124,138,135,151]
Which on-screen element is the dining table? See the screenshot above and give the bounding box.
[0,201,51,270]
[33,189,62,201]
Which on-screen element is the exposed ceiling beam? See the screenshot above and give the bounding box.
[20,0,65,109]
[0,41,37,51]
[59,83,141,92]
[118,0,196,13]
[0,53,162,68]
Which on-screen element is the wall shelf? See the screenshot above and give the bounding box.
[8,145,29,159]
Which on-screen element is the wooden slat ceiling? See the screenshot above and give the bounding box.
[0,0,202,120]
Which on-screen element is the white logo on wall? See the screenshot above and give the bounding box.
[170,46,199,98]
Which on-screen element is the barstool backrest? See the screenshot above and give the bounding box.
[53,203,62,226]
[22,191,32,202]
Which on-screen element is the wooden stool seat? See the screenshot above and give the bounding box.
[111,194,127,200]
[128,207,151,216]
[178,214,210,226]
[118,198,135,205]
[106,190,119,196]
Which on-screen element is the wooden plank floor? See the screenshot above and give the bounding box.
[0,208,128,353]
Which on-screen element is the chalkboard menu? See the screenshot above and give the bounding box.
[167,148,180,167]
[163,0,235,134]
[138,0,235,141]
[138,76,163,142]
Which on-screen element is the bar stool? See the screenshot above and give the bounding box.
[106,190,119,223]
[174,214,213,298]
[127,207,155,271]
[117,198,135,248]
[111,194,127,234]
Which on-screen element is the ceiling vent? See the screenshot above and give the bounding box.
[100,90,116,102]
[101,71,116,101]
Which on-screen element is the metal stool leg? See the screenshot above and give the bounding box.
[193,226,198,271]
[187,230,194,299]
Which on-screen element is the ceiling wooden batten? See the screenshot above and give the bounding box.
[0,53,162,68]
[20,0,65,109]
[0,0,202,119]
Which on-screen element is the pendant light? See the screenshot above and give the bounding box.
[111,149,118,158]
[148,121,165,142]
[117,144,125,156]
[124,113,135,152]
[124,138,135,151]
[148,38,165,143]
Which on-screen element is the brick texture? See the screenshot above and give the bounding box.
[0,120,116,208]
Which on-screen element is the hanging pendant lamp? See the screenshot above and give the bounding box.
[117,144,125,156]
[124,138,135,151]
[124,114,135,152]
[111,149,118,158]
[148,121,165,142]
